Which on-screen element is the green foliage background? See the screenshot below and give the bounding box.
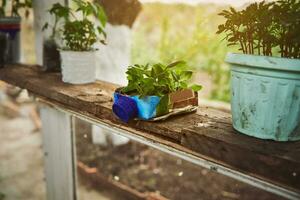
[131,3,237,102]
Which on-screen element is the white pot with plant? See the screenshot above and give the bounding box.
[55,0,107,84]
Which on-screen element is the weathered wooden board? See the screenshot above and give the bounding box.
[182,126,300,193]
[0,64,299,193]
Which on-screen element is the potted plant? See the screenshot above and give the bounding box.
[0,0,31,66]
[217,0,300,141]
[42,3,69,72]
[54,0,107,84]
[112,61,202,122]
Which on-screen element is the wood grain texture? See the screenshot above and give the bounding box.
[1,64,300,192]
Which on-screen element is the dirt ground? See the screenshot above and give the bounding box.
[76,122,284,200]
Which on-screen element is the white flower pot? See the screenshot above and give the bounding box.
[60,50,96,84]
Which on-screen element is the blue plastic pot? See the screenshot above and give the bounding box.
[226,53,300,141]
[113,92,161,122]
[112,93,138,123]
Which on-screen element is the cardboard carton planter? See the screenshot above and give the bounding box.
[113,88,198,123]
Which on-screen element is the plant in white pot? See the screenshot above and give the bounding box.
[0,0,31,66]
[217,0,300,141]
[57,0,107,84]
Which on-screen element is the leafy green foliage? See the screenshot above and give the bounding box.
[121,61,202,98]
[217,0,300,58]
[43,0,107,51]
[0,0,6,17]
[12,0,32,17]
[0,0,32,18]
[42,3,70,40]
[273,0,300,58]
[156,94,169,116]
[63,19,97,51]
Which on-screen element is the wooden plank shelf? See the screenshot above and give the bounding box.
[1,64,299,199]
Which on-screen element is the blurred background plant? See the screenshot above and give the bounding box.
[0,1,283,200]
[132,3,237,102]
[0,0,32,17]
[216,0,300,58]
[0,192,5,200]
[4,1,237,102]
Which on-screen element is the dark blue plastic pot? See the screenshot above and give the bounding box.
[113,94,138,123]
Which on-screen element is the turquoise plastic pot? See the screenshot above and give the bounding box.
[226,53,300,141]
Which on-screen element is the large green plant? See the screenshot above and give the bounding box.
[217,0,300,58]
[44,0,107,51]
[122,61,202,97]
[0,0,32,18]
[63,0,107,51]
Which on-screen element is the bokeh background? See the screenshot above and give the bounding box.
[0,1,280,200]
[19,0,245,103]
